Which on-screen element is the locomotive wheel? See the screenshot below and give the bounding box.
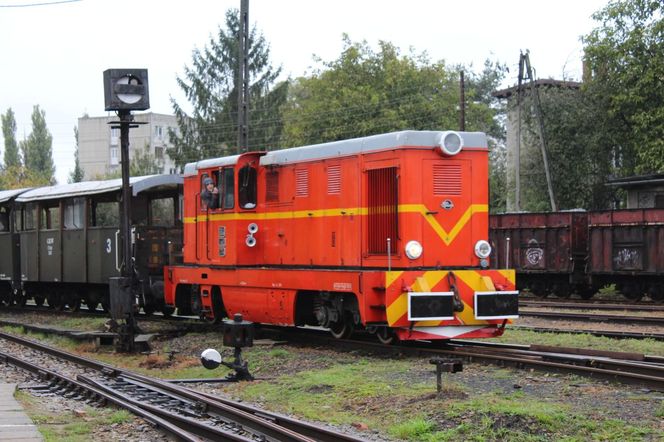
[376,326,397,345]
[15,292,28,307]
[648,283,664,303]
[551,283,572,299]
[621,282,644,301]
[85,299,99,312]
[68,298,81,312]
[33,296,45,307]
[529,282,548,299]
[46,293,57,309]
[329,320,354,339]
[202,314,221,324]
[143,304,155,316]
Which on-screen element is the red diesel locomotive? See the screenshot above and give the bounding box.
[164,130,518,342]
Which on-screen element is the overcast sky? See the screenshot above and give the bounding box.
[0,0,609,184]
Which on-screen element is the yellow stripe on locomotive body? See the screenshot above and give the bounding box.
[184,203,487,248]
[385,269,517,339]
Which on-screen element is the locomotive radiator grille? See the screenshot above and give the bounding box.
[367,167,398,254]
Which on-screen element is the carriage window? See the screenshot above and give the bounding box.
[239,164,257,209]
[150,197,175,227]
[91,201,119,227]
[0,208,9,232]
[63,198,84,229]
[40,204,60,230]
[23,204,36,231]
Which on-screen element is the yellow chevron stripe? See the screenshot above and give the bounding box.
[498,269,516,284]
[385,271,404,289]
[185,204,487,247]
[386,270,496,326]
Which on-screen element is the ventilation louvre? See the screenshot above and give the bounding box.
[434,164,462,195]
[295,169,309,197]
[327,165,341,195]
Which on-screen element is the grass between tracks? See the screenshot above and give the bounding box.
[15,389,134,442]
[3,318,664,441]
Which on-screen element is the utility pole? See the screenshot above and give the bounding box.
[459,71,465,131]
[237,0,249,153]
[517,51,557,211]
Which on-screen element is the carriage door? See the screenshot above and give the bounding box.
[422,159,473,266]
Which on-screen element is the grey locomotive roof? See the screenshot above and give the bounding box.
[184,155,241,177]
[0,188,31,204]
[15,175,183,203]
[260,130,488,166]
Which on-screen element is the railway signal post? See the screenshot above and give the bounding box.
[103,68,150,352]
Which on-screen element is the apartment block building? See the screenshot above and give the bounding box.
[78,112,180,179]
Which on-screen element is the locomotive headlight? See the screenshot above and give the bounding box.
[474,240,492,259]
[437,131,464,156]
[405,240,423,260]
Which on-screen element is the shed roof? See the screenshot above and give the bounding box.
[15,175,182,203]
[606,173,664,188]
[492,79,582,99]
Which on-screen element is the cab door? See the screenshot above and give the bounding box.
[421,159,473,267]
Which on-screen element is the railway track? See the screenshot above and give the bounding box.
[520,299,664,312]
[0,330,363,442]
[266,328,664,391]
[518,310,664,326]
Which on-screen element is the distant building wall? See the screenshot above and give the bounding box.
[78,112,180,179]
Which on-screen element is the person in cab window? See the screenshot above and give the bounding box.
[201,177,219,210]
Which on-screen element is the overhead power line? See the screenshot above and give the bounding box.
[0,0,81,7]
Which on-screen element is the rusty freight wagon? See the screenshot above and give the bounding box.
[588,209,664,301]
[489,211,589,298]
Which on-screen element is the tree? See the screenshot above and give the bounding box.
[168,8,287,169]
[69,126,84,183]
[583,0,664,173]
[512,85,617,211]
[1,108,21,169]
[130,143,162,176]
[280,36,506,147]
[22,105,55,183]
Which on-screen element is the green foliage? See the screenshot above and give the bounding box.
[514,86,617,210]
[22,105,55,183]
[68,126,84,183]
[583,0,664,174]
[168,8,287,168]
[281,36,506,147]
[130,142,162,176]
[1,107,21,168]
[389,417,435,439]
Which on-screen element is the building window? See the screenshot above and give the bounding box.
[155,125,163,139]
[110,127,119,146]
[110,147,119,166]
[155,146,164,159]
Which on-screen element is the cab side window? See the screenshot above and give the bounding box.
[222,168,234,209]
[239,164,257,209]
[200,173,220,211]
